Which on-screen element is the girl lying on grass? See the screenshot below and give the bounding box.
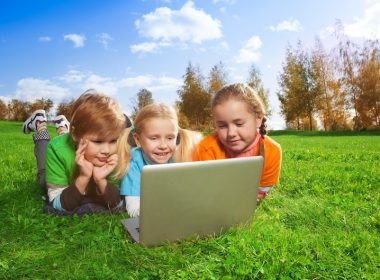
[23,90,130,215]
[193,83,282,202]
[115,103,203,218]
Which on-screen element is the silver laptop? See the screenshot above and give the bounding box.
[121,156,264,247]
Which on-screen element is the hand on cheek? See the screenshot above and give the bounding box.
[75,139,93,179]
[93,154,118,192]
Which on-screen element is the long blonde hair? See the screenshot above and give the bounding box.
[115,103,203,178]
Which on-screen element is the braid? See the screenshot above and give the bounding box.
[259,117,267,138]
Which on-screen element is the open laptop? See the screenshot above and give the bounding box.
[121,156,264,247]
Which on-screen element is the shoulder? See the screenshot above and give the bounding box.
[48,133,75,151]
[193,132,226,160]
[198,132,220,149]
[263,136,281,151]
[130,148,146,167]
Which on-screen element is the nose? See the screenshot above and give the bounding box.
[158,139,168,149]
[227,125,237,138]
[100,143,110,154]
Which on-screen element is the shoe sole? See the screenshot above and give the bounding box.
[23,111,46,134]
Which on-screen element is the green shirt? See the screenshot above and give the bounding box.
[45,133,76,186]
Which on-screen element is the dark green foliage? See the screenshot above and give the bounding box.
[0,121,379,279]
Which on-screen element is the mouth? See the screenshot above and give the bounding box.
[227,139,240,146]
[98,157,109,163]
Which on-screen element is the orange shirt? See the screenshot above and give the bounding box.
[193,132,282,187]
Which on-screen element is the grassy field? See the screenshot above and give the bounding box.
[0,120,379,279]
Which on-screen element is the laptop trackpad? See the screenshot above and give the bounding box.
[121,217,140,243]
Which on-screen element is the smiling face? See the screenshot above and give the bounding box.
[83,134,119,167]
[134,117,178,164]
[212,99,263,156]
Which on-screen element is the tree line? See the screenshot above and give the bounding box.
[278,25,380,131]
[1,25,379,131]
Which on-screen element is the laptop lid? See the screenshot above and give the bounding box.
[135,156,263,247]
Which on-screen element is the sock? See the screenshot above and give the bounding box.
[36,121,47,133]
[57,126,69,136]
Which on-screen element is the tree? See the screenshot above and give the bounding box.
[208,61,228,97]
[356,41,380,128]
[278,41,322,130]
[29,98,54,118]
[8,99,30,121]
[177,62,211,129]
[130,88,154,120]
[56,99,75,121]
[247,64,272,117]
[0,99,7,120]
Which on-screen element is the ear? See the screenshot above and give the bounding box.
[132,132,141,147]
[256,115,264,129]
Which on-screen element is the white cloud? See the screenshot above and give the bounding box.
[319,26,335,39]
[97,32,113,49]
[219,7,226,13]
[83,74,119,96]
[130,42,164,54]
[343,2,380,39]
[59,70,86,84]
[268,18,302,32]
[119,75,154,88]
[14,78,70,101]
[212,0,236,4]
[38,36,51,42]
[63,33,86,48]
[236,36,262,64]
[132,1,222,53]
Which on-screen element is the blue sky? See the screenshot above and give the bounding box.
[1,0,379,129]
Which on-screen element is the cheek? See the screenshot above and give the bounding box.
[109,143,117,154]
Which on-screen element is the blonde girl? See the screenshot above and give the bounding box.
[116,103,203,217]
[193,83,282,201]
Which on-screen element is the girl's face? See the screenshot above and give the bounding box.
[134,118,178,164]
[212,99,263,156]
[82,134,119,167]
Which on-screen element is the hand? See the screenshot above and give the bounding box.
[125,196,140,217]
[93,154,118,181]
[75,139,93,179]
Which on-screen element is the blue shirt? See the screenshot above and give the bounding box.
[120,148,174,196]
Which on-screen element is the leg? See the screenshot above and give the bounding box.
[33,131,50,190]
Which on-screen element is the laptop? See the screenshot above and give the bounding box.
[121,156,264,247]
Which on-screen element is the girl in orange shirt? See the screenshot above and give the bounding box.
[193,83,282,201]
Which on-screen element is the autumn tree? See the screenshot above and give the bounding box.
[177,62,211,130]
[247,64,272,117]
[8,99,30,121]
[208,61,228,96]
[29,98,54,118]
[56,99,75,121]
[355,40,380,128]
[130,88,154,120]
[0,99,8,120]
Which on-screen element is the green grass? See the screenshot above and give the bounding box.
[0,120,379,279]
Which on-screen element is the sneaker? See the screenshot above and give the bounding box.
[23,109,47,134]
[53,115,70,135]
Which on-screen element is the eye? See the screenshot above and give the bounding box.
[217,124,227,129]
[236,122,244,127]
[110,139,118,144]
[92,140,103,144]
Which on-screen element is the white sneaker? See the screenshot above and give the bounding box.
[22,110,47,134]
[53,115,70,135]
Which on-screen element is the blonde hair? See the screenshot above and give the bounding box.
[212,83,267,137]
[70,89,125,142]
[115,103,203,178]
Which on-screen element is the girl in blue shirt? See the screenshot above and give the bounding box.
[115,103,202,217]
